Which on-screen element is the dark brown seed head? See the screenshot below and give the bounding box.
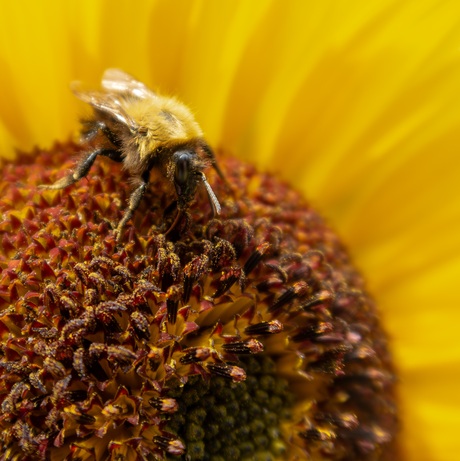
[0,142,398,460]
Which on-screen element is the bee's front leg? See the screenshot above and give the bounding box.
[39,148,117,190]
[114,172,149,241]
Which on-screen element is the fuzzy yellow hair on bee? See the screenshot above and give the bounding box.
[40,68,223,239]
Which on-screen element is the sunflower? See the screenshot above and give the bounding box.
[0,1,459,460]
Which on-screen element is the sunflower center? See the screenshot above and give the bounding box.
[0,144,398,460]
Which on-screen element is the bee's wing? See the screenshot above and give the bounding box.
[101,68,158,100]
[71,82,138,132]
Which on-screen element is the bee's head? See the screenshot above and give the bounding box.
[172,150,198,207]
[172,150,221,215]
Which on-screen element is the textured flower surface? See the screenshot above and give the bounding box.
[0,145,397,460]
[1,1,460,460]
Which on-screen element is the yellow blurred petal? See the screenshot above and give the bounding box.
[263,1,460,206]
[0,122,16,160]
[382,256,460,368]
[151,0,275,146]
[401,362,460,461]
[96,0,161,79]
[0,1,77,150]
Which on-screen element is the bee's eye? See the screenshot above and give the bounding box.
[174,152,193,185]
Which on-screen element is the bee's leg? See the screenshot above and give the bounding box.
[101,149,123,162]
[80,121,122,149]
[100,125,123,149]
[115,172,149,240]
[164,209,184,237]
[80,120,105,142]
[39,148,118,190]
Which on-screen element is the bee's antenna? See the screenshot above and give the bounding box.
[200,172,221,216]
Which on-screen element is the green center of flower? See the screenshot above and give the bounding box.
[166,355,292,461]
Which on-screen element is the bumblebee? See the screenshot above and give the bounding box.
[41,68,222,238]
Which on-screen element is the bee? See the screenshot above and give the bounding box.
[40,68,223,238]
